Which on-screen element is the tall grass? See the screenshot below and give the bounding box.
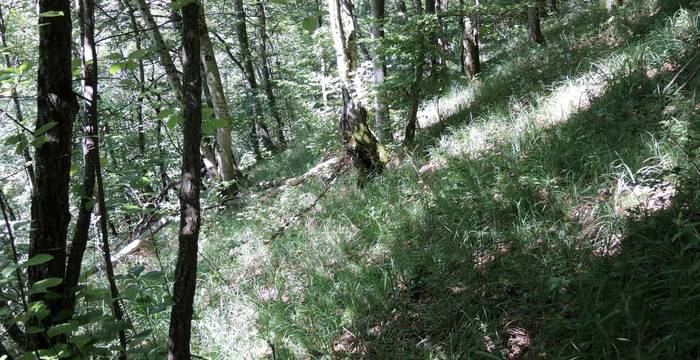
[117,0,700,358]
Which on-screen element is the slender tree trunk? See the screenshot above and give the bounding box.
[396,0,408,22]
[606,0,623,11]
[0,7,35,192]
[132,0,236,179]
[461,0,480,77]
[257,1,286,148]
[233,0,277,155]
[168,0,202,358]
[370,0,390,142]
[132,0,184,101]
[80,0,129,355]
[404,62,424,146]
[328,0,388,184]
[29,0,79,347]
[122,0,147,154]
[404,2,425,146]
[199,7,242,183]
[527,1,546,45]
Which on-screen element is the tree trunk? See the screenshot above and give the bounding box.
[328,0,388,183]
[199,7,243,184]
[168,0,202,358]
[404,61,424,146]
[257,1,286,148]
[132,0,183,101]
[67,3,129,357]
[29,0,79,346]
[396,0,407,22]
[122,0,147,154]
[404,1,425,146]
[0,8,35,192]
[606,0,623,11]
[527,2,546,45]
[233,0,277,155]
[81,0,129,355]
[461,0,480,78]
[133,0,235,179]
[370,0,390,142]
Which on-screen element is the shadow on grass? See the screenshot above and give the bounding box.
[411,0,695,157]
[266,64,700,359]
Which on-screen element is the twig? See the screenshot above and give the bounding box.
[265,157,351,244]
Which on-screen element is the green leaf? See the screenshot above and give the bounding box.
[16,61,32,74]
[4,134,23,146]
[38,11,65,17]
[47,322,77,337]
[302,16,319,32]
[167,114,184,129]
[23,254,54,267]
[109,62,125,75]
[122,204,143,214]
[26,326,45,334]
[30,277,63,293]
[129,265,145,276]
[156,108,174,120]
[141,271,164,282]
[31,135,49,148]
[34,121,58,135]
[69,334,93,349]
[1,265,16,278]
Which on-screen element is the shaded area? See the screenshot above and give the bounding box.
[251,9,700,358]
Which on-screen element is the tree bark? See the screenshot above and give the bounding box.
[168,0,202,358]
[404,2,425,146]
[606,0,623,11]
[232,0,277,155]
[404,62,423,146]
[29,0,79,346]
[461,0,480,78]
[132,0,184,101]
[70,2,129,357]
[199,7,242,184]
[257,1,286,148]
[527,2,546,45]
[370,0,390,142]
[132,0,238,179]
[122,0,147,154]
[328,0,388,183]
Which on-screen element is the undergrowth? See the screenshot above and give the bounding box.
[117,0,700,358]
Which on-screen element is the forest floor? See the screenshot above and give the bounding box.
[120,1,700,358]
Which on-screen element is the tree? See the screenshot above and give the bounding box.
[168,0,202,358]
[78,0,129,356]
[403,0,428,146]
[257,0,287,148]
[131,0,242,181]
[606,0,623,11]
[199,7,243,185]
[370,0,390,141]
[328,0,388,183]
[28,0,79,347]
[232,0,277,157]
[461,0,481,78]
[527,1,546,45]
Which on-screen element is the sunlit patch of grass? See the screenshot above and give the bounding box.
[176,1,700,359]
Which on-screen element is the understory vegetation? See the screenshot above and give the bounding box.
[1,0,699,358]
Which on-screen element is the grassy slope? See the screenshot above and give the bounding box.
[125,0,700,358]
